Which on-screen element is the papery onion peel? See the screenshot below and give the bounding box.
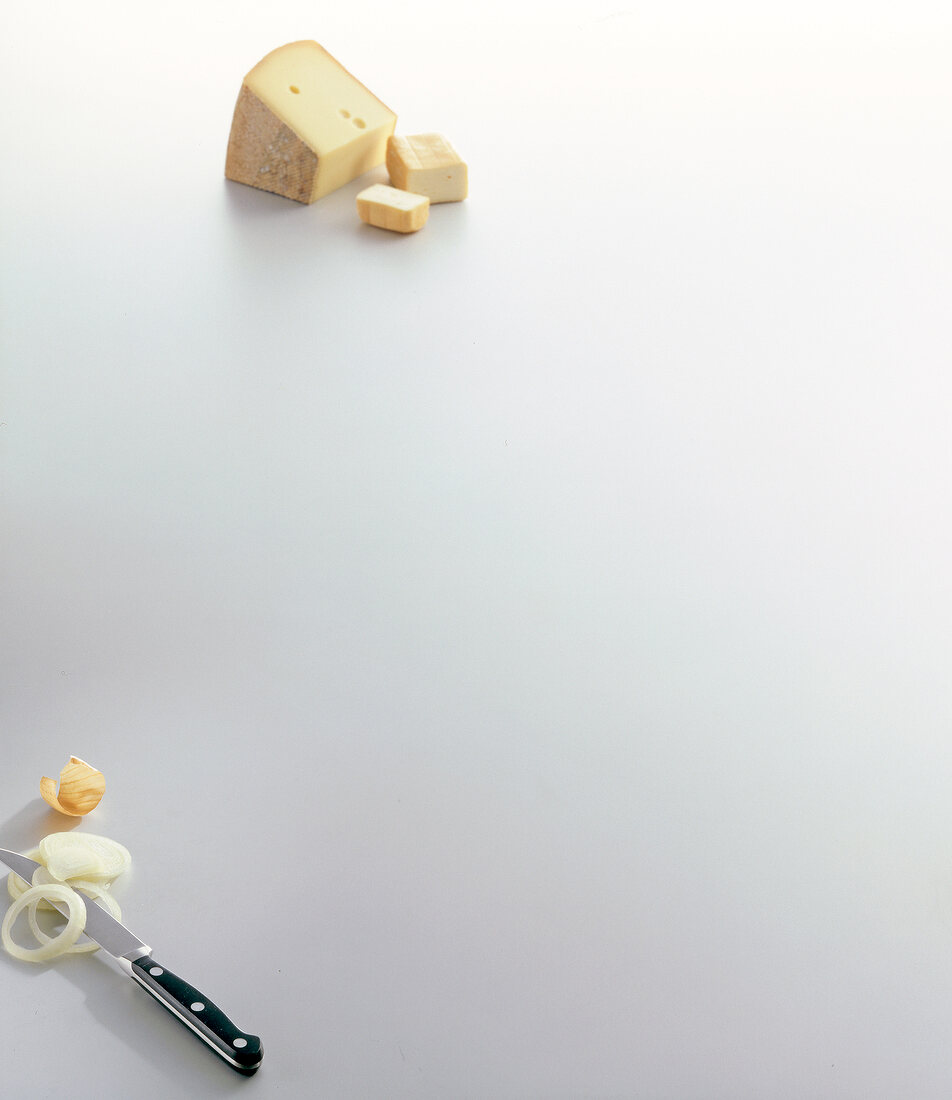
[40,756,105,816]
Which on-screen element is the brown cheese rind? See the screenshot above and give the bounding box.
[225,85,319,204]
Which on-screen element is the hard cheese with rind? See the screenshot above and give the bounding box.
[225,41,397,204]
[356,184,429,233]
[386,133,468,203]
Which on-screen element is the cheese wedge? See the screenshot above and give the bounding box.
[356,184,429,233]
[225,41,397,204]
[386,133,468,203]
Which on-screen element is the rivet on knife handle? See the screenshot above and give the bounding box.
[129,955,263,1075]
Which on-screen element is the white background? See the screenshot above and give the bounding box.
[2,1,952,1096]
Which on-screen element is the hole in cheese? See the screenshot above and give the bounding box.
[339,108,351,118]
[289,85,300,94]
[353,117,366,129]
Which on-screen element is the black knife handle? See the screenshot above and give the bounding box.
[130,954,262,1075]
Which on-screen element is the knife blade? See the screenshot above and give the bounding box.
[0,847,262,1075]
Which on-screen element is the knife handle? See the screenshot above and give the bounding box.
[129,954,262,1075]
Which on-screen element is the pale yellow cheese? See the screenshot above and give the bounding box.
[225,41,397,204]
[386,133,468,203]
[356,184,429,233]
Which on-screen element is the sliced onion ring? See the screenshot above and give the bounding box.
[27,877,120,955]
[1,884,86,963]
[8,863,112,912]
[39,833,131,883]
[2,834,131,962]
[7,848,43,905]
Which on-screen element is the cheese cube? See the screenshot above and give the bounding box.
[225,41,397,204]
[356,184,429,233]
[386,133,468,203]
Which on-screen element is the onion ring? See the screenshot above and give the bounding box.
[1,884,86,963]
[39,833,131,883]
[7,848,43,905]
[2,834,131,962]
[27,879,120,955]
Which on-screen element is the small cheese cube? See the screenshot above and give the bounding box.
[225,41,397,204]
[386,133,468,203]
[356,184,429,233]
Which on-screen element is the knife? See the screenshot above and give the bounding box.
[0,847,262,1076]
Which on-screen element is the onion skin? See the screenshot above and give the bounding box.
[40,756,105,816]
